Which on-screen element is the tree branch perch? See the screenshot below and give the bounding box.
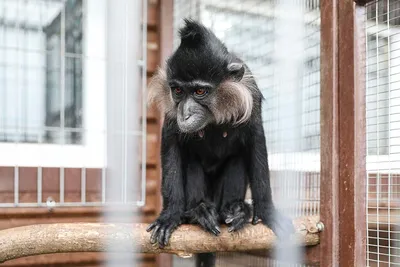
[0,216,320,263]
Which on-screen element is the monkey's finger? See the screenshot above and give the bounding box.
[146,221,157,232]
[252,215,261,225]
[157,226,166,248]
[150,224,161,244]
[199,218,220,236]
[233,204,243,214]
[208,222,221,235]
[206,215,221,234]
[228,218,246,232]
[198,218,212,233]
[204,208,218,222]
[210,226,220,236]
[225,217,234,224]
[209,207,219,219]
[225,211,244,224]
[162,224,176,247]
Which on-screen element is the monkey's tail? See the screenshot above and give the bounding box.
[195,252,216,267]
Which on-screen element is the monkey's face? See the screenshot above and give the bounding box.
[166,60,249,133]
[147,19,256,132]
[170,84,214,133]
[148,61,254,133]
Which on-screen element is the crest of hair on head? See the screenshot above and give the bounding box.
[147,66,176,117]
[211,70,256,125]
[178,18,209,47]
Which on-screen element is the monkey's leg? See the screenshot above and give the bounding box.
[218,157,252,232]
[183,161,220,236]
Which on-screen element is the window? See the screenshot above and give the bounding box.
[0,0,106,167]
[0,0,83,145]
[366,34,390,156]
[44,0,83,145]
[0,0,148,207]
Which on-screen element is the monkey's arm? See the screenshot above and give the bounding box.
[247,122,294,238]
[146,121,185,248]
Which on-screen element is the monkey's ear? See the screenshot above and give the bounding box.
[227,63,245,82]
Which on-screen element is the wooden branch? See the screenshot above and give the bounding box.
[0,216,320,263]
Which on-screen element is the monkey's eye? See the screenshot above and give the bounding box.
[173,87,183,95]
[194,88,207,96]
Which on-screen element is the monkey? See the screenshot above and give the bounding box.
[146,18,294,264]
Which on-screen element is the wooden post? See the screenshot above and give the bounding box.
[156,1,174,267]
[320,0,367,266]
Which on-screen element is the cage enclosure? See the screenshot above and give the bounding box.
[0,0,398,267]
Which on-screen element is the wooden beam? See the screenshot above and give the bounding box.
[337,2,367,265]
[156,1,174,266]
[320,0,367,266]
[0,216,321,264]
[320,0,339,265]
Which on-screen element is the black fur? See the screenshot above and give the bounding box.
[167,19,233,85]
[147,19,294,266]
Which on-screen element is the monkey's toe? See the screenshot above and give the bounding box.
[185,201,221,236]
[221,200,251,232]
[147,215,181,248]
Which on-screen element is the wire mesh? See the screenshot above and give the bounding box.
[366,1,400,266]
[172,0,320,266]
[0,0,147,209]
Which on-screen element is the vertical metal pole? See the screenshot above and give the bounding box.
[60,5,66,205]
[104,0,140,265]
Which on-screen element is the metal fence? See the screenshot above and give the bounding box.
[0,0,148,208]
[366,1,400,266]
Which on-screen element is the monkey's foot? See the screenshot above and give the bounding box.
[220,200,251,232]
[252,206,295,240]
[184,202,221,236]
[146,212,182,248]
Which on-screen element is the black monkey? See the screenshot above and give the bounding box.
[147,18,294,262]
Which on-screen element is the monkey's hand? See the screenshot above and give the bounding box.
[146,212,182,248]
[252,203,295,239]
[220,200,251,232]
[184,201,221,236]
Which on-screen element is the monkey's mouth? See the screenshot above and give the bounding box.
[177,123,207,134]
[177,117,209,134]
